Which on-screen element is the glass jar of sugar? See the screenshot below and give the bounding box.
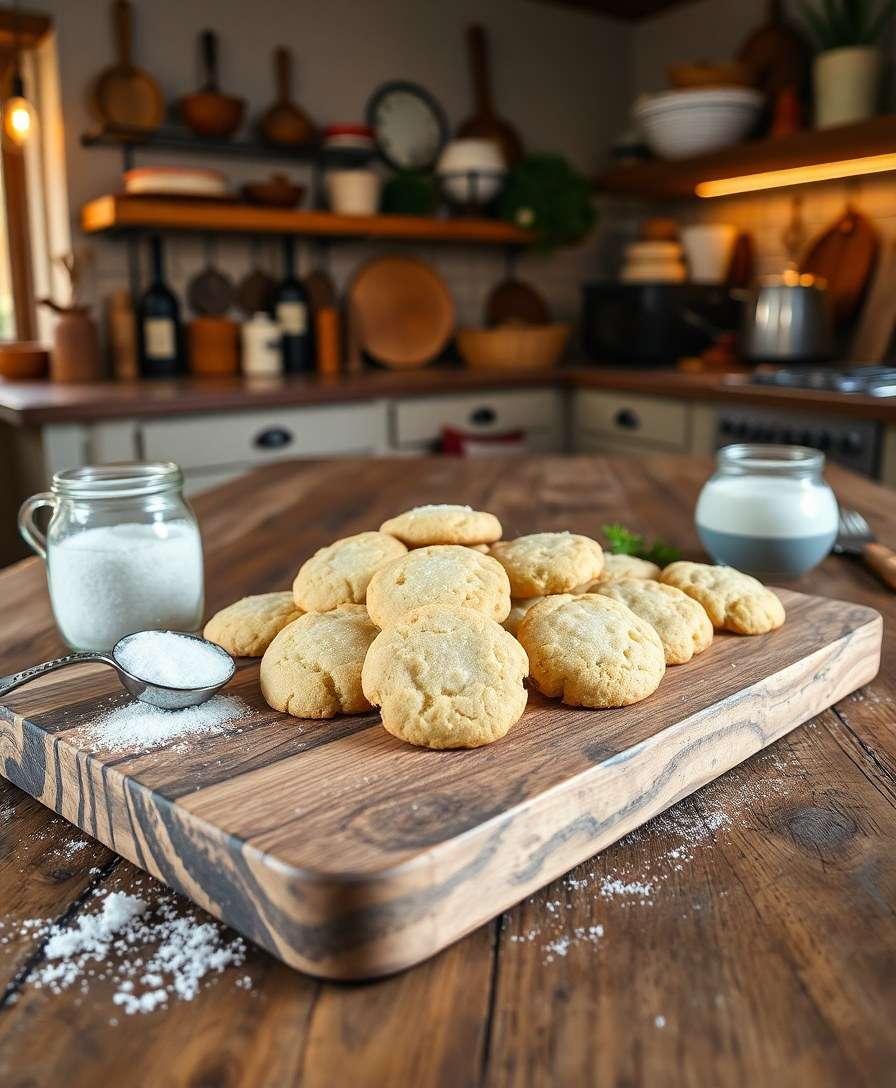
[19,462,204,651]
[696,444,838,579]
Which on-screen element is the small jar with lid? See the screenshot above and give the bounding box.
[696,444,838,579]
[19,463,205,651]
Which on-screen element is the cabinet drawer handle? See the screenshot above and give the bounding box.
[469,406,496,426]
[254,427,294,449]
[614,408,640,430]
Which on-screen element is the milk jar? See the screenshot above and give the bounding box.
[696,444,838,579]
[18,463,204,651]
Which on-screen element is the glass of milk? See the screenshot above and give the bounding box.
[696,444,838,579]
[18,462,204,651]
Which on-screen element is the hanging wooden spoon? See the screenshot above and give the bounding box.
[485,252,549,327]
[260,47,316,147]
[457,24,523,167]
[92,0,164,134]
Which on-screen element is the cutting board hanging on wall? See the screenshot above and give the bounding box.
[801,204,878,324]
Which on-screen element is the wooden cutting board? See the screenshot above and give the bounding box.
[0,589,880,980]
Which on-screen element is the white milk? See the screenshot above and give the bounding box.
[47,520,204,651]
[696,474,839,538]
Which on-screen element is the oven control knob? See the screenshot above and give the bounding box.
[840,432,863,455]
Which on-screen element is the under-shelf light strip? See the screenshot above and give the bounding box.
[695,152,896,197]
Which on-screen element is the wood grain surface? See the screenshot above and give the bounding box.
[3,366,896,428]
[0,588,881,979]
[0,457,894,1086]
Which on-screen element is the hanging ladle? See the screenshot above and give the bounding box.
[0,630,235,711]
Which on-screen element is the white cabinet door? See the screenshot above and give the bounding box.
[392,390,565,452]
[139,402,389,471]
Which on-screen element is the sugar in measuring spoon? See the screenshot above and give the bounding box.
[0,630,235,711]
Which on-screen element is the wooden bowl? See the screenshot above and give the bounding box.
[666,61,754,89]
[349,256,454,369]
[456,324,570,372]
[240,174,305,208]
[180,91,245,138]
[0,341,49,381]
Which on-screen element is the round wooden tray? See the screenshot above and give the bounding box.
[348,255,454,369]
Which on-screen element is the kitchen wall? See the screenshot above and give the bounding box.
[629,0,896,282]
[22,0,633,333]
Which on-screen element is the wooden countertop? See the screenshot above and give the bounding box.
[0,456,893,1086]
[2,366,896,426]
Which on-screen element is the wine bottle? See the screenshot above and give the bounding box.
[137,236,183,379]
[274,237,314,374]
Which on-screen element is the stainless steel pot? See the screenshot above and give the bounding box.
[741,271,834,362]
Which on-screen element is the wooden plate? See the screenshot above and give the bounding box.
[348,256,454,368]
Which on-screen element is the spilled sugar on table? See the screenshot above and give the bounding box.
[1,457,895,1086]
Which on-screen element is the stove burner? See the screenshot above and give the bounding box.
[749,364,896,397]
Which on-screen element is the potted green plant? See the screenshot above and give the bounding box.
[800,0,896,128]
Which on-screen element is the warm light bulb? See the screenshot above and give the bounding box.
[5,98,32,144]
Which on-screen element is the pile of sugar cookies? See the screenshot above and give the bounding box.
[202,503,786,750]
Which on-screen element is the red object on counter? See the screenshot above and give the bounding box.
[441,425,526,456]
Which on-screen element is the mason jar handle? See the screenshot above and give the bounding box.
[18,492,55,559]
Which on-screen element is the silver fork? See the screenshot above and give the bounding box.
[835,508,896,591]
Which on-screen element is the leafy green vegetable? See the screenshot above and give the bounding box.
[602,523,681,568]
[799,0,896,49]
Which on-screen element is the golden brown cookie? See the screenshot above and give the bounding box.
[518,593,665,707]
[596,579,713,665]
[380,504,502,547]
[490,532,604,597]
[502,596,545,637]
[203,592,303,657]
[660,561,785,635]
[260,604,378,718]
[366,544,511,629]
[293,531,407,612]
[599,554,661,583]
[361,605,529,749]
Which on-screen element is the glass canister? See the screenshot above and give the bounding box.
[696,444,838,579]
[18,462,205,651]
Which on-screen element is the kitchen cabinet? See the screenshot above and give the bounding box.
[34,402,390,494]
[572,389,716,457]
[392,390,566,453]
[139,402,389,472]
[20,389,567,502]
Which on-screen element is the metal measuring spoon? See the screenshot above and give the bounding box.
[0,630,236,711]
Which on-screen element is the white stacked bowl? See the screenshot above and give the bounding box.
[633,87,764,160]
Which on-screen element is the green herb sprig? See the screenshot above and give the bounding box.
[602,523,681,569]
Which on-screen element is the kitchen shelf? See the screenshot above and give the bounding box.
[80,195,535,245]
[81,124,321,163]
[593,114,896,200]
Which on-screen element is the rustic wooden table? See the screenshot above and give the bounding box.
[0,457,894,1087]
